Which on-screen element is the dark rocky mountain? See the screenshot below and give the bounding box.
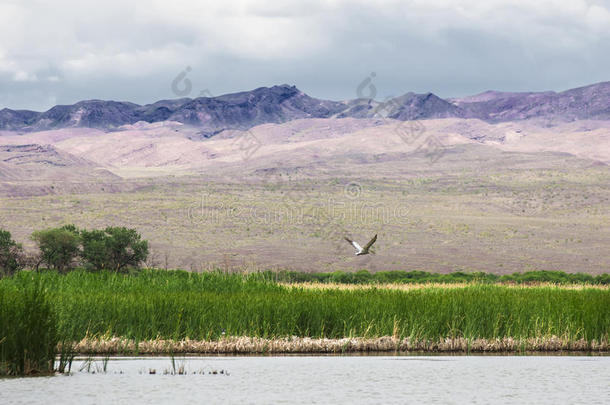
[335,92,463,120]
[136,98,192,123]
[2,81,610,133]
[0,85,348,135]
[0,108,40,130]
[387,92,465,120]
[164,85,347,136]
[452,81,610,122]
[33,100,140,130]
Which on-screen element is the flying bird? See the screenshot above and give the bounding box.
[344,234,377,256]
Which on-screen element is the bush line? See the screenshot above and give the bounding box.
[259,269,610,285]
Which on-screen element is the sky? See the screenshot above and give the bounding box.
[1,0,610,111]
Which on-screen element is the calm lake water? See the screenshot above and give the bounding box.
[1,355,609,404]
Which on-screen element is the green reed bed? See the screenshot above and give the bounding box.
[263,269,610,285]
[1,270,608,347]
[0,276,58,376]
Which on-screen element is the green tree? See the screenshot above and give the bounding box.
[0,229,23,277]
[80,229,110,270]
[81,227,148,272]
[31,225,80,272]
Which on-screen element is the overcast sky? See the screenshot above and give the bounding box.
[2,0,610,110]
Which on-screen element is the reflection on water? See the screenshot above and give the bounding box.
[1,355,608,404]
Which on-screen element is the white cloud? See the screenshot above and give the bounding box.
[1,0,610,109]
[61,45,191,77]
[12,71,38,82]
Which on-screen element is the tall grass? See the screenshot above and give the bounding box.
[0,275,58,375]
[261,269,610,285]
[2,270,608,346]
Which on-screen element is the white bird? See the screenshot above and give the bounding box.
[344,234,377,256]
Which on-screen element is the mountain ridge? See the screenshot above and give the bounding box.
[2,81,610,133]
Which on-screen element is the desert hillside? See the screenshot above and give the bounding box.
[1,85,609,274]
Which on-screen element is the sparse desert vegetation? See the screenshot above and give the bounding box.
[1,161,608,274]
[1,115,609,275]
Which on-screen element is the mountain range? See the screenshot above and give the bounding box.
[2,81,610,134]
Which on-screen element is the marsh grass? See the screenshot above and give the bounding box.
[55,339,77,374]
[0,275,58,376]
[2,270,608,351]
[266,270,610,285]
[78,355,109,374]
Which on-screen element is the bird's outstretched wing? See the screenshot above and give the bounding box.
[363,234,378,251]
[344,237,362,252]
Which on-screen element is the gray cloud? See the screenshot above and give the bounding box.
[1,0,610,110]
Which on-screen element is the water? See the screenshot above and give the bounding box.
[1,355,609,404]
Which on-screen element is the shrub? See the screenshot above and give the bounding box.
[0,229,23,277]
[31,225,81,272]
[81,227,148,272]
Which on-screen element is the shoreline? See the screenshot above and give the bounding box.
[64,336,610,355]
[281,282,610,290]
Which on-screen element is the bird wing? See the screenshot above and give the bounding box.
[363,234,378,251]
[344,237,362,252]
